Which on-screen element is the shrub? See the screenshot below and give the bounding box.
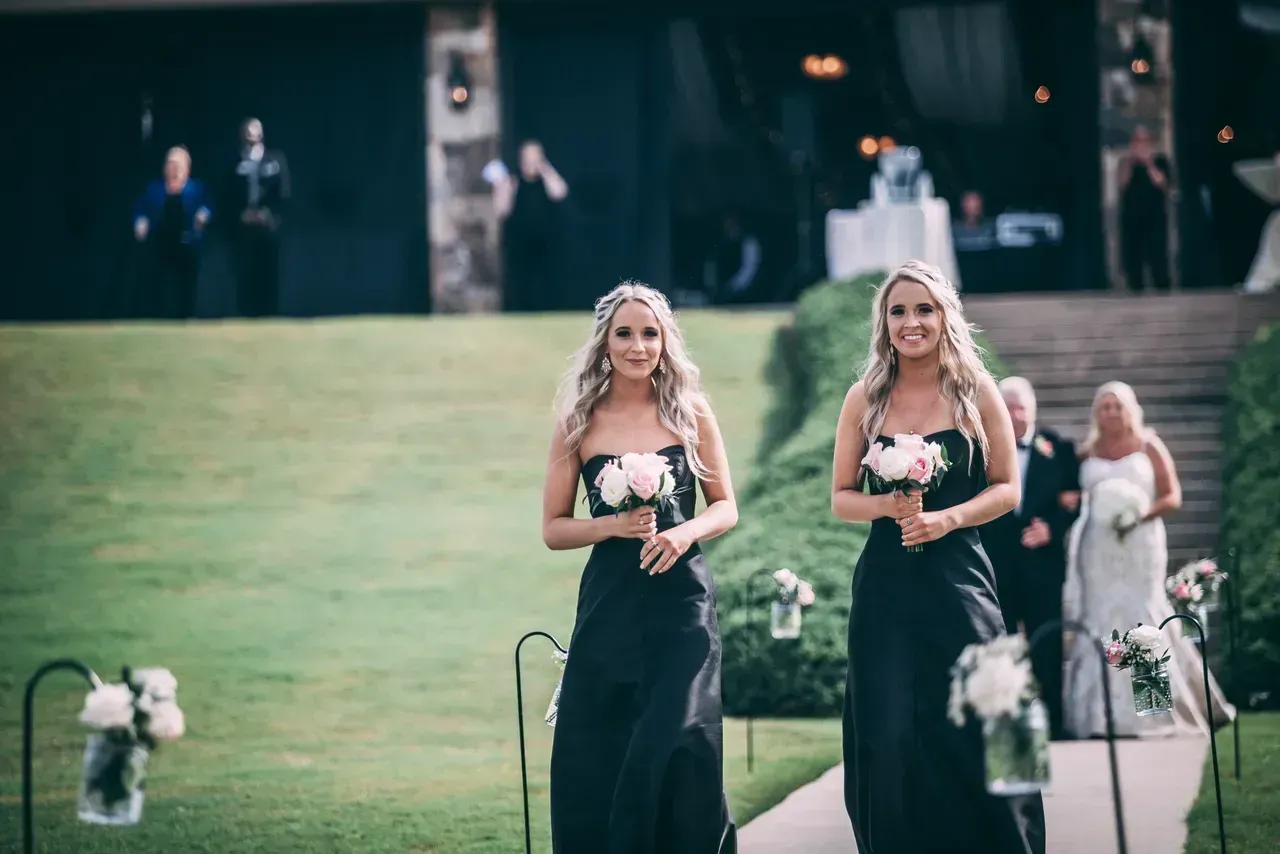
[713,274,1003,717]
[1220,323,1280,706]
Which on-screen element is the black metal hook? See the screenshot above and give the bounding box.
[1225,548,1243,781]
[1156,612,1228,854]
[741,567,783,774]
[23,658,102,854]
[1027,619,1127,854]
[515,630,568,854]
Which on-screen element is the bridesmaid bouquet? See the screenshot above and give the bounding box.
[1090,477,1149,541]
[591,452,679,514]
[860,432,950,552]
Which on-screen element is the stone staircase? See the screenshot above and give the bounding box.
[963,289,1280,567]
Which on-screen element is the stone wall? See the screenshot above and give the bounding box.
[1098,0,1178,289]
[426,6,502,313]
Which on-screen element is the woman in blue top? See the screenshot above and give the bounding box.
[133,146,211,319]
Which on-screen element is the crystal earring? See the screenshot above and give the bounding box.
[600,356,612,374]
[658,358,667,374]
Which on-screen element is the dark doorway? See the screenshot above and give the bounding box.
[0,2,429,321]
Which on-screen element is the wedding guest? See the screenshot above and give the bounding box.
[980,376,1078,740]
[133,146,211,319]
[1117,125,1172,291]
[494,139,569,312]
[229,118,291,317]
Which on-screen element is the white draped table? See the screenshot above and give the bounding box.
[825,199,962,288]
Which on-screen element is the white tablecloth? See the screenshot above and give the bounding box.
[825,199,962,289]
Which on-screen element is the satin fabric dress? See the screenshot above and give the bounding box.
[843,430,1046,853]
[550,445,736,854]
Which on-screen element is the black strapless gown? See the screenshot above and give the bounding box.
[550,445,736,854]
[843,430,1046,853]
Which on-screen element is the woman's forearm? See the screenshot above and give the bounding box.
[943,482,1020,530]
[833,488,889,523]
[679,500,738,544]
[1144,492,1181,521]
[543,515,617,551]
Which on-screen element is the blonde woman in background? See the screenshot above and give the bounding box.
[1061,381,1236,738]
[540,281,738,853]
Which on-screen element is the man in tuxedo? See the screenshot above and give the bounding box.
[228,118,291,317]
[983,376,1079,739]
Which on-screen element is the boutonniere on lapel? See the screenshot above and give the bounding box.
[1033,435,1054,459]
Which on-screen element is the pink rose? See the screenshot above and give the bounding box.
[628,467,661,500]
[893,433,927,455]
[862,442,883,472]
[907,456,932,484]
[594,461,618,489]
[1105,641,1124,666]
[1197,560,1217,577]
[1172,581,1191,601]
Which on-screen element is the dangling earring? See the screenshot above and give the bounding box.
[600,356,612,375]
[657,358,667,374]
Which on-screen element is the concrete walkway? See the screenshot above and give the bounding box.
[739,738,1210,853]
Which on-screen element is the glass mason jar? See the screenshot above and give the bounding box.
[1131,661,1173,716]
[983,699,1051,796]
[77,732,149,826]
[770,600,802,639]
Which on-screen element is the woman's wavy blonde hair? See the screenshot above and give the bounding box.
[858,260,993,468]
[554,281,711,478]
[1086,381,1147,451]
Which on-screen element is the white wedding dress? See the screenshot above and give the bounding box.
[1062,450,1236,738]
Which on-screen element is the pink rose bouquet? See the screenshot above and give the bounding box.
[861,432,951,552]
[591,452,679,514]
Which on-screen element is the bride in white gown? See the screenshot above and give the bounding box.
[1062,381,1236,738]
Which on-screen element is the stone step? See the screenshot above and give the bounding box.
[997,349,1239,374]
[1042,415,1221,443]
[989,334,1241,358]
[1028,378,1226,409]
[1005,362,1229,388]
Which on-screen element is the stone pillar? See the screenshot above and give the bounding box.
[1097,0,1177,290]
[426,5,502,313]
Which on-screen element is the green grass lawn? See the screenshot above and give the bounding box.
[1184,713,1280,854]
[0,312,842,853]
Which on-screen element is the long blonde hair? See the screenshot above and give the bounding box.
[554,281,711,478]
[1085,381,1147,451]
[858,260,992,467]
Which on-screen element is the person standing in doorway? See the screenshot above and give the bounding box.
[229,118,291,317]
[1117,125,1172,292]
[494,139,569,312]
[133,146,212,319]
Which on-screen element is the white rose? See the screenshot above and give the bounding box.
[925,441,947,470]
[80,684,137,731]
[772,569,799,592]
[876,446,913,481]
[1127,624,1162,651]
[598,466,631,506]
[145,700,186,741]
[795,581,816,607]
[1190,584,1204,603]
[893,433,928,455]
[132,668,178,701]
[965,656,1031,720]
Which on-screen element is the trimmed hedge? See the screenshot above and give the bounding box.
[713,274,1003,717]
[1220,323,1280,706]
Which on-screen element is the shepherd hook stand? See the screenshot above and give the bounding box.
[743,567,783,773]
[23,658,102,854]
[515,630,568,854]
[1225,548,1243,780]
[1158,612,1228,854]
[1027,620,1128,854]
